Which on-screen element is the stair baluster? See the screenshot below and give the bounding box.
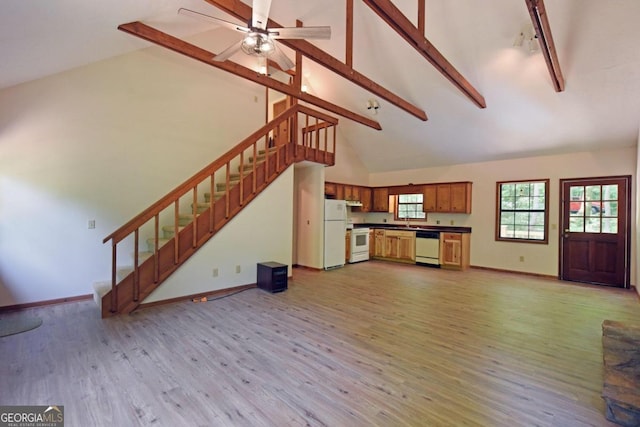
[99,105,339,317]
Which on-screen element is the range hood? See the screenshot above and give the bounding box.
[345,200,363,207]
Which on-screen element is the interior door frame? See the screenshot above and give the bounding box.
[558,175,632,288]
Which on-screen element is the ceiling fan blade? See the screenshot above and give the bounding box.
[252,0,272,30]
[213,39,244,62]
[178,8,250,33]
[268,26,331,40]
[269,41,295,70]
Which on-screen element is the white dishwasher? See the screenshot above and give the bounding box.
[415,230,441,267]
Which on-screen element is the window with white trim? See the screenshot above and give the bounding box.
[396,193,426,220]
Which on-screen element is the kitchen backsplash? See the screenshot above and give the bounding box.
[347,210,471,227]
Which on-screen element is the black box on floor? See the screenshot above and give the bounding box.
[257,262,288,293]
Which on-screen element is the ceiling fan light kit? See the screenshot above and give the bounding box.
[179,0,330,71]
[241,33,274,56]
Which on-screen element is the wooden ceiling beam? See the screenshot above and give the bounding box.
[362,0,486,109]
[346,0,354,67]
[117,21,381,130]
[525,0,565,92]
[203,0,427,121]
[417,0,425,36]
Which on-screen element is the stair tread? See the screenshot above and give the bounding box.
[162,225,185,231]
[100,141,297,316]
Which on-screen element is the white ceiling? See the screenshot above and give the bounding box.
[2,0,639,173]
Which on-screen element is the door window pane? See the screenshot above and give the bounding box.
[568,183,619,235]
[569,217,584,232]
[602,184,618,200]
[585,185,601,201]
[586,217,601,233]
[602,218,618,234]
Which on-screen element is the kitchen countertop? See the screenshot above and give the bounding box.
[353,223,472,233]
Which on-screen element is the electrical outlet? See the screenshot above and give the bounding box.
[519,256,525,262]
[235,265,241,274]
[436,220,440,225]
[88,219,96,229]
[450,220,454,225]
[212,268,218,277]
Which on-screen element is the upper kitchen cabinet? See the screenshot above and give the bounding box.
[436,184,452,212]
[344,185,361,202]
[324,182,337,197]
[372,188,390,212]
[450,182,472,213]
[424,182,472,214]
[360,187,372,212]
[423,185,437,212]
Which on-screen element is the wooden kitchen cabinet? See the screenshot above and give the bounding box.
[324,182,337,197]
[431,182,473,214]
[360,187,372,212]
[335,184,345,201]
[450,182,472,213]
[436,184,452,212]
[397,234,416,262]
[374,229,385,258]
[351,186,361,202]
[344,185,353,201]
[372,187,390,212]
[440,232,470,270]
[423,184,437,212]
[384,230,415,263]
[369,229,375,257]
[345,230,351,263]
[384,235,399,258]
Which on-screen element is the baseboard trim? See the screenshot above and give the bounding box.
[137,284,257,311]
[470,265,558,281]
[0,294,93,313]
[292,265,323,272]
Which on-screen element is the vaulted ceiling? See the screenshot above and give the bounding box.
[2,0,639,172]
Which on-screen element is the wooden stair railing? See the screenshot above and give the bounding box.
[101,104,338,317]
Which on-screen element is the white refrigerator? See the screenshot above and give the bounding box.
[324,199,347,270]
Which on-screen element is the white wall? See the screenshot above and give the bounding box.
[0,46,272,307]
[293,163,325,269]
[144,168,294,303]
[368,147,637,282]
[324,136,370,185]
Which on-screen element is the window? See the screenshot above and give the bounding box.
[396,193,426,220]
[568,184,618,234]
[496,179,549,243]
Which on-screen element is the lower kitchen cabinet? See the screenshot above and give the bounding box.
[345,230,351,263]
[374,230,385,258]
[397,233,415,262]
[369,229,375,257]
[440,232,470,270]
[380,230,415,263]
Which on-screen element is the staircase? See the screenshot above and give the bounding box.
[96,104,338,317]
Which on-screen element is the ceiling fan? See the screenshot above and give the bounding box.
[178,0,331,71]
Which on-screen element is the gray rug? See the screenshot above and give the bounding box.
[0,315,43,337]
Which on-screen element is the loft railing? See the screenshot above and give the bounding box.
[101,104,338,316]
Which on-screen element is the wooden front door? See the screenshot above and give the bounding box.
[272,98,289,146]
[559,176,631,288]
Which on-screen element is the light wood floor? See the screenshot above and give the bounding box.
[1,261,639,426]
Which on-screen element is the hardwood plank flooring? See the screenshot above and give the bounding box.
[1,261,639,426]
